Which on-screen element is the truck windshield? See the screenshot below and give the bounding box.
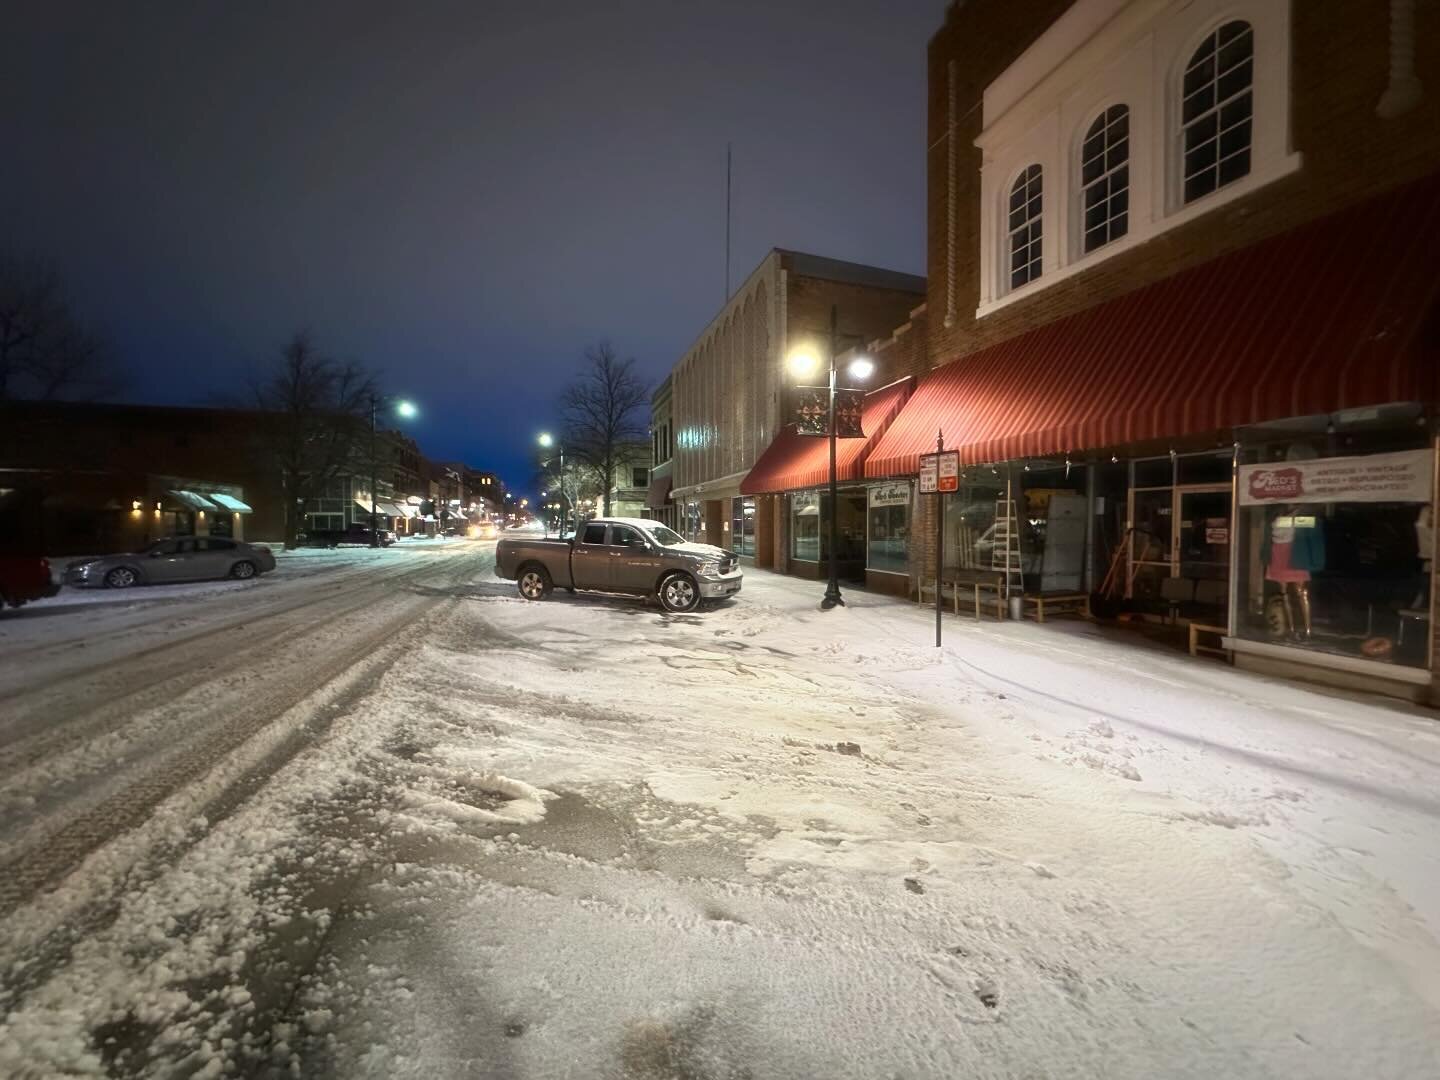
[648,525,686,546]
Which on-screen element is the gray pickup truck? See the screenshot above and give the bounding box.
[495,517,743,612]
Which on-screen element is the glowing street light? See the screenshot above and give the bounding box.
[787,308,873,610]
[395,399,418,420]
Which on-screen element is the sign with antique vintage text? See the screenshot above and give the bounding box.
[1238,449,1432,506]
[869,482,910,508]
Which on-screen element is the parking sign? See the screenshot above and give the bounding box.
[920,450,959,493]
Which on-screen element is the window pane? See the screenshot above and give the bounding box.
[1217,58,1253,103]
[1108,109,1129,140]
[1106,137,1129,172]
[1111,210,1129,240]
[1183,55,1214,99]
[1219,117,1252,159]
[1185,171,1215,203]
[1185,139,1217,179]
[1218,146,1251,186]
[1218,26,1253,70]
[1009,184,1025,215]
[1220,95,1251,131]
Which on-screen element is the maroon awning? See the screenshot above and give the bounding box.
[644,473,673,509]
[867,172,1440,475]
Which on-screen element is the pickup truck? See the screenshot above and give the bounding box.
[495,517,742,613]
[0,555,61,608]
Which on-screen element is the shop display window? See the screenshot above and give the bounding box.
[942,476,1005,572]
[791,493,820,561]
[790,490,866,564]
[730,497,756,557]
[867,483,910,574]
[1235,433,1433,668]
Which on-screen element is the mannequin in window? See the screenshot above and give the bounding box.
[1413,505,1434,609]
[1261,505,1326,640]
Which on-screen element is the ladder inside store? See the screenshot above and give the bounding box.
[991,497,1023,597]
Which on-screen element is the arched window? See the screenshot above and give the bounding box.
[1182,20,1254,204]
[1007,165,1043,290]
[1080,105,1130,253]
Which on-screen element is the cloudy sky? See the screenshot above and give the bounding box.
[2,0,946,493]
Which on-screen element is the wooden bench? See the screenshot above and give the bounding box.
[1022,592,1091,623]
[918,570,1008,620]
[952,569,1007,620]
[1188,622,1231,660]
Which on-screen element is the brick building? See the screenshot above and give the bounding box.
[858,0,1440,699]
[643,376,676,529]
[667,249,925,569]
[0,401,283,555]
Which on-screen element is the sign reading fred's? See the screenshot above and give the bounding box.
[1239,449,1432,506]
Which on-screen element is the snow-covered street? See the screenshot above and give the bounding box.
[2,545,1438,1078]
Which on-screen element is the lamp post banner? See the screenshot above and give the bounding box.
[792,387,864,437]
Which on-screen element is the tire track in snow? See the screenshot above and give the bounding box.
[0,548,491,918]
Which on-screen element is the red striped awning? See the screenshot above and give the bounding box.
[741,378,912,495]
[866,172,1440,477]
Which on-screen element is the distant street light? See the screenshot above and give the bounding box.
[784,305,872,609]
[538,431,570,536]
[369,394,418,547]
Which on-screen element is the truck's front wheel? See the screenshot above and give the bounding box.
[658,571,700,613]
[517,565,553,601]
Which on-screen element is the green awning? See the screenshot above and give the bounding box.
[207,492,253,513]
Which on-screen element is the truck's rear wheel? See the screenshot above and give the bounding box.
[658,571,700,613]
[517,565,553,601]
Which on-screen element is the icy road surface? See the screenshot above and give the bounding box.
[1,541,1438,1078]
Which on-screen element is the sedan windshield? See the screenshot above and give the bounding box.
[647,525,686,546]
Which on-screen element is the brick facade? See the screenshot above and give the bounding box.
[926,0,1440,371]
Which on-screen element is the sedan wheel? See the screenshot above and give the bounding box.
[658,572,699,613]
[230,560,257,580]
[105,566,138,589]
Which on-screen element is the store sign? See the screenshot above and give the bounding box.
[869,482,910,508]
[1238,449,1432,506]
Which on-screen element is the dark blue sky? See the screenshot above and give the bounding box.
[2,0,944,497]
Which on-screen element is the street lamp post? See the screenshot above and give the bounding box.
[368,395,418,547]
[538,432,567,536]
[788,304,873,610]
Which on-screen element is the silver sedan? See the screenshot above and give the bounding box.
[66,537,277,589]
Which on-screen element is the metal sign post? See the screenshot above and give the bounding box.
[919,432,960,647]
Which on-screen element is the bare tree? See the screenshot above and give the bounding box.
[0,255,122,401]
[558,342,651,517]
[253,332,377,549]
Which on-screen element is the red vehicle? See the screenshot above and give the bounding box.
[0,556,61,608]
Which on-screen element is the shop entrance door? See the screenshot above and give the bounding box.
[1127,487,1172,603]
[1175,486,1231,620]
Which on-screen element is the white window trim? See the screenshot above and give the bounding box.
[974,0,1299,321]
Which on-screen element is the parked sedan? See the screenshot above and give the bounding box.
[66,537,277,589]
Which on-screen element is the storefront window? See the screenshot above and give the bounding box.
[791,493,820,561]
[684,500,702,542]
[730,497,756,557]
[1021,464,1089,592]
[943,474,1005,573]
[867,483,910,574]
[1236,436,1433,668]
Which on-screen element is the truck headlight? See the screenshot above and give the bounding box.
[696,559,722,578]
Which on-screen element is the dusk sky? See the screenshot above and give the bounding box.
[2,1,945,495]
